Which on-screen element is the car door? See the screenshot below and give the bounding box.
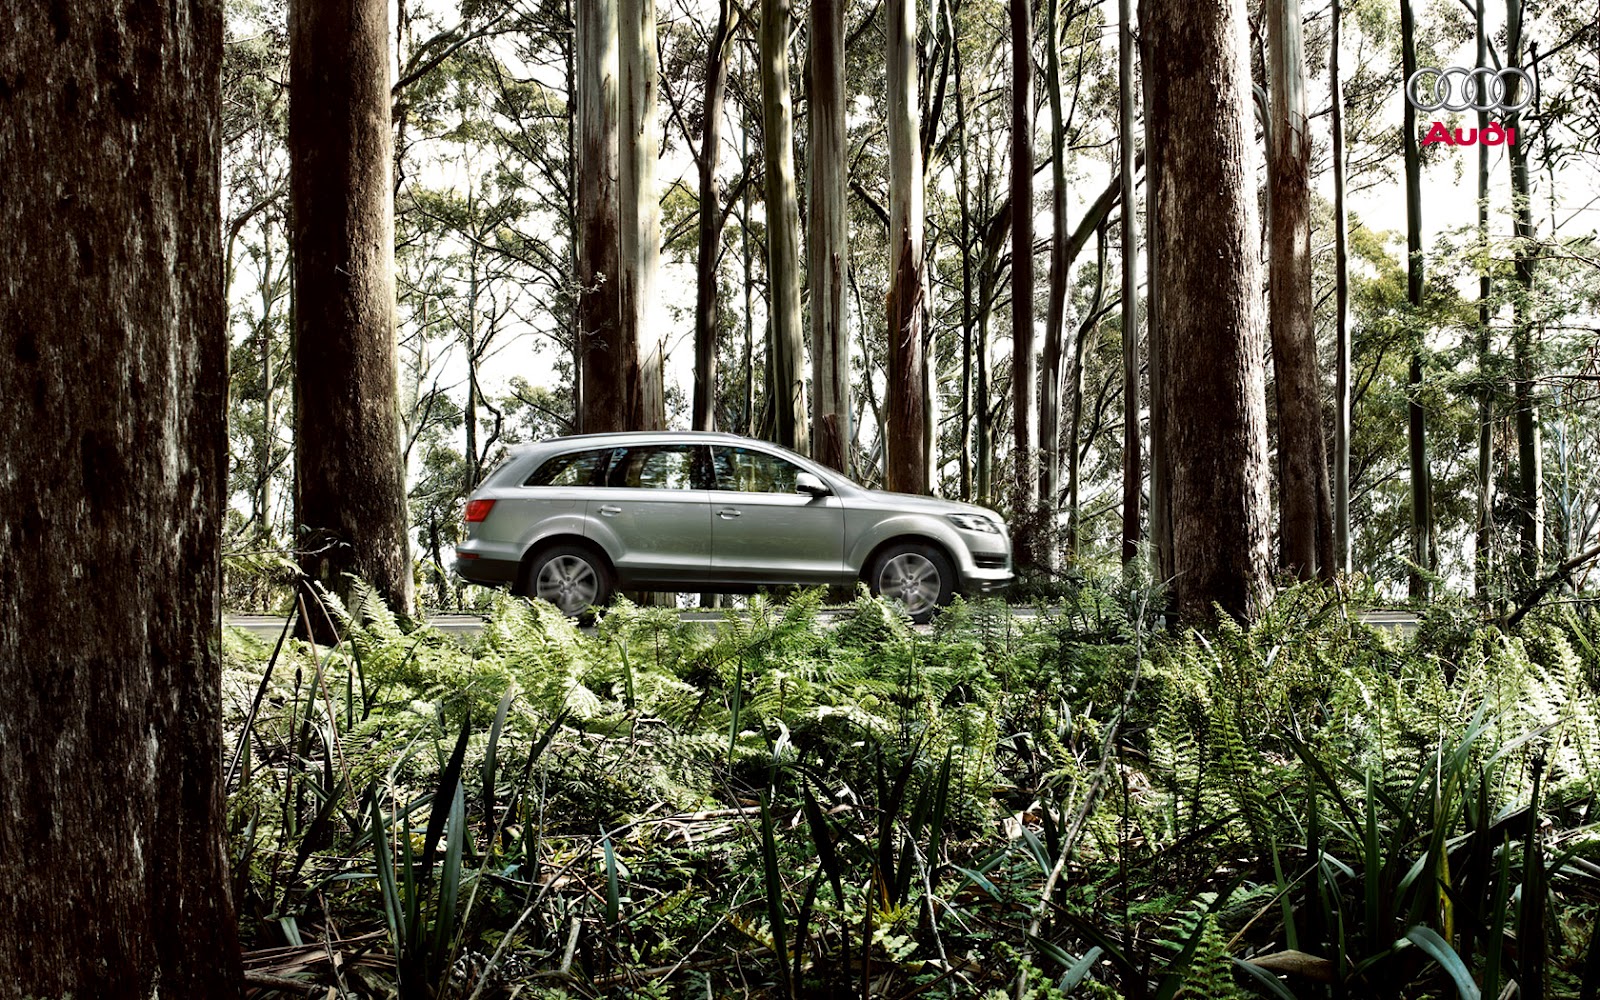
[707,445,845,584]
[583,443,711,585]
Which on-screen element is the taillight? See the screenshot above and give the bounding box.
[464,498,496,523]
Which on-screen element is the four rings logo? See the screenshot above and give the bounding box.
[1406,66,1532,147]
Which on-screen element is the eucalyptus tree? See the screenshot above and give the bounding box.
[886,0,929,492]
[1506,0,1543,583]
[1008,0,1037,555]
[1267,0,1335,580]
[809,0,852,471]
[1399,0,1434,597]
[1141,0,1272,622]
[0,0,244,992]
[1117,0,1140,567]
[758,0,807,453]
[621,0,665,430]
[291,0,415,623]
[693,0,739,432]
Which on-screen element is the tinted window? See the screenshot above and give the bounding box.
[712,447,801,494]
[602,445,703,490]
[527,449,608,487]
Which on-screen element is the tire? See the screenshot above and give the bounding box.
[868,543,955,624]
[522,544,615,618]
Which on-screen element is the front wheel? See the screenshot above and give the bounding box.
[524,545,615,617]
[868,543,954,624]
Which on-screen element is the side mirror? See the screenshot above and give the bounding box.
[795,472,831,497]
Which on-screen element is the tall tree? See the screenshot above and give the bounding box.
[693,0,738,431]
[886,0,929,492]
[292,0,416,622]
[1119,0,1142,568]
[1266,0,1335,580]
[810,0,851,470]
[621,0,665,430]
[1009,0,1037,557]
[1399,0,1434,597]
[1506,0,1542,583]
[0,0,243,993]
[1142,0,1272,623]
[1473,0,1494,594]
[760,0,808,452]
[1332,0,1352,575]
[576,0,637,432]
[1041,0,1070,564]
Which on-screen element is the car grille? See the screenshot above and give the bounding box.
[973,553,1008,569]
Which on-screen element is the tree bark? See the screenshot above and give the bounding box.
[292,0,416,624]
[954,0,975,500]
[1266,0,1334,581]
[1009,0,1037,559]
[1042,0,1069,566]
[621,0,665,430]
[577,0,635,433]
[1473,0,1492,595]
[1141,0,1273,624]
[1507,0,1542,584]
[1143,35,1172,585]
[886,0,929,492]
[1119,0,1142,569]
[809,0,851,471]
[0,0,243,994]
[693,0,737,432]
[760,0,808,453]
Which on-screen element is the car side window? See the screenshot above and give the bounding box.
[712,447,801,494]
[527,449,607,487]
[602,445,703,490]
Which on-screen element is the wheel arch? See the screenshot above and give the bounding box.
[516,534,616,595]
[858,534,960,584]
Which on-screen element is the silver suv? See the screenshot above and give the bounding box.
[454,431,1012,621]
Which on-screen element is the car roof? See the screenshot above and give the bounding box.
[511,430,786,452]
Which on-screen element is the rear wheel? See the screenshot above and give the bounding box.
[869,543,954,624]
[524,545,615,617]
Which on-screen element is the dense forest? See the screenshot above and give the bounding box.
[4,0,1600,996]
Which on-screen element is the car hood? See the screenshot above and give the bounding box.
[843,488,1006,522]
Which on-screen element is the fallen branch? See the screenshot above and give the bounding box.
[1508,542,1600,628]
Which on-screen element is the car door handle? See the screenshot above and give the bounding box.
[717,508,742,519]
[598,504,622,516]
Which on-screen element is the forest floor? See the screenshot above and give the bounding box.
[224,585,1600,999]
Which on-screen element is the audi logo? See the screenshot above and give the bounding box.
[1406,66,1535,113]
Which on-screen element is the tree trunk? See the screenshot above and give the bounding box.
[1009,0,1037,559]
[760,0,808,453]
[1399,0,1433,598]
[292,0,416,625]
[954,0,975,501]
[886,0,928,492]
[1067,226,1108,559]
[1119,0,1142,569]
[577,0,634,433]
[1266,0,1334,581]
[621,0,665,430]
[1507,0,1542,584]
[693,0,736,432]
[809,0,851,470]
[1041,0,1069,567]
[0,0,243,993]
[1143,36,1172,585]
[1473,0,1492,596]
[1332,0,1352,576]
[1141,0,1273,624]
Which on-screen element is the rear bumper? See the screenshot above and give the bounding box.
[454,552,521,587]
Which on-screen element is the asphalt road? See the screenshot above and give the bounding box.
[225,607,1421,642]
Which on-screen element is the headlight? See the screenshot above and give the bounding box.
[947,513,1000,534]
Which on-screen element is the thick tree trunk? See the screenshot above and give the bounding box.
[760,0,808,453]
[809,0,851,470]
[1143,40,1172,585]
[1332,0,1352,576]
[1141,0,1273,624]
[1399,0,1433,598]
[292,0,416,623]
[576,0,634,433]
[0,0,243,994]
[1507,0,1542,584]
[886,0,928,492]
[1119,0,1142,569]
[1009,0,1037,559]
[1266,0,1334,581]
[693,0,736,432]
[621,0,665,430]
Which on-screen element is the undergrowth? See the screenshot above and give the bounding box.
[222,582,1600,999]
